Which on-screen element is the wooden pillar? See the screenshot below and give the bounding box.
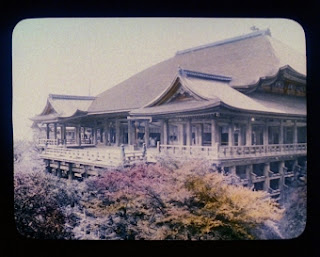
[246,118,252,146]
[263,163,270,191]
[91,127,95,145]
[115,119,120,146]
[246,165,253,187]
[264,121,269,145]
[228,122,234,146]
[211,119,218,147]
[198,124,203,146]
[127,120,132,146]
[53,123,57,140]
[144,120,150,147]
[279,120,284,144]
[186,119,192,146]
[279,161,285,192]
[75,126,79,145]
[61,124,66,145]
[83,165,88,179]
[45,159,51,173]
[78,125,82,146]
[100,127,104,143]
[238,125,243,146]
[119,126,123,144]
[160,120,164,144]
[293,120,298,144]
[57,161,62,178]
[46,123,50,139]
[68,163,73,180]
[162,120,169,145]
[178,123,184,145]
[105,121,110,146]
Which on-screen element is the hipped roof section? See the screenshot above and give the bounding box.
[88,29,306,113]
[30,94,95,122]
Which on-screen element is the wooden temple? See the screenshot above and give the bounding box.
[31,29,307,201]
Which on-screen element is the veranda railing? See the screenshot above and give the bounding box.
[157,142,307,159]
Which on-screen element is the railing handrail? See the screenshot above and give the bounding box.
[158,142,306,159]
[41,145,147,167]
[38,138,97,146]
[159,144,215,150]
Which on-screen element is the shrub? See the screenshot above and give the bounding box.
[76,161,283,240]
[14,152,85,239]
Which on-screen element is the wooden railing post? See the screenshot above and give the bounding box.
[121,144,126,165]
[142,143,147,157]
[157,141,160,153]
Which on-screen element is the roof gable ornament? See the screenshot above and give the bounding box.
[250,25,260,31]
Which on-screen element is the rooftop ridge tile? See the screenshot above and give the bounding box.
[49,94,96,100]
[176,28,271,55]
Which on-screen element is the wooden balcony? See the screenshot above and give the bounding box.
[158,143,307,160]
[39,142,306,169]
[40,145,147,168]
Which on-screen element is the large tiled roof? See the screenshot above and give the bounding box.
[88,29,306,114]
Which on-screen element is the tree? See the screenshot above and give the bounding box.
[14,157,84,239]
[74,160,283,240]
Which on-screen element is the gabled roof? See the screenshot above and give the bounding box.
[31,94,96,123]
[88,29,306,114]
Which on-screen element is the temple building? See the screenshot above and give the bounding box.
[31,29,307,201]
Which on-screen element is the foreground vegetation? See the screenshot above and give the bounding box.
[13,140,306,240]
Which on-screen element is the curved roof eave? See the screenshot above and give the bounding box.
[220,102,306,118]
[235,65,306,93]
[130,100,221,116]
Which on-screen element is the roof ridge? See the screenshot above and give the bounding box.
[176,28,271,56]
[49,94,96,100]
[179,68,232,82]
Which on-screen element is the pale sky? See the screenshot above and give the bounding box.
[12,18,306,141]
